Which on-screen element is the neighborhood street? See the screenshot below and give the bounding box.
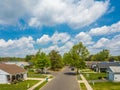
[41,67,80,90]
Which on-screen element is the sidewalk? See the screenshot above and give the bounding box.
[28,80,45,90]
[27,75,53,90]
[78,74,93,90]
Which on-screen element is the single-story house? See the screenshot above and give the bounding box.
[0,63,27,84]
[4,61,31,68]
[94,62,120,72]
[85,61,99,69]
[108,66,120,82]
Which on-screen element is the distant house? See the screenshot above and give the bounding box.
[0,63,27,84]
[95,62,120,72]
[108,66,120,82]
[4,61,31,68]
[86,61,99,69]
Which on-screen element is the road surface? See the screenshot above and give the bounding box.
[41,67,80,90]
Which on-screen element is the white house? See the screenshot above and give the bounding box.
[108,66,120,82]
[0,63,27,84]
[4,61,31,68]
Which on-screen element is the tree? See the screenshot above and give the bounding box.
[63,42,89,74]
[91,49,110,61]
[25,55,34,62]
[32,50,51,73]
[49,50,63,70]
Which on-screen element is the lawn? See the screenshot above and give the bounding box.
[80,83,87,90]
[34,81,47,90]
[28,71,47,78]
[80,69,94,73]
[83,73,107,80]
[0,80,39,90]
[90,82,120,90]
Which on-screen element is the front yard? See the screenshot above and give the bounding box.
[28,71,47,78]
[90,82,120,90]
[0,80,39,90]
[83,73,107,80]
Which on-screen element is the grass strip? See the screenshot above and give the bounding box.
[80,83,87,90]
[34,81,47,90]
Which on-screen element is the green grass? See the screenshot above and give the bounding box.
[90,82,120,90]
[83,73,107,80]
[34,81,47,90]
[80,69,94,72]
[28,71,47,78]
[49,75,53,78]
[80,83,87,90]
[0,80,39,90]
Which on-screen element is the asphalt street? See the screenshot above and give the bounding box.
[41,67,80,90]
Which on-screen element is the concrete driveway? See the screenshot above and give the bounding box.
[41,67,80,90]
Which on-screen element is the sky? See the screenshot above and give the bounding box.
[0,0,120,57]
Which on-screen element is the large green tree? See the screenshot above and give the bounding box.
[32,50,51,73]
[49,50,63,70]
[91,49,110,61]
[64,42,89,73]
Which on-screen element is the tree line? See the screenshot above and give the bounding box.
[0,42,120,73]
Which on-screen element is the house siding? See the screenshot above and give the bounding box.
[114,74,120,82]
[109,72,114,81]
[23,73,27,80]
[0,69,9,84]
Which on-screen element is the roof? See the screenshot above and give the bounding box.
[97,62,120,68]
[109,66,120,73]
[0,63,26,75]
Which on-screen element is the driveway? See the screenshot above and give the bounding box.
[41,67,80,90]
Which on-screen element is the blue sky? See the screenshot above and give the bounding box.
[0,0,120,57]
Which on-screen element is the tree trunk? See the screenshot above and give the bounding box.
[76,68,79,74]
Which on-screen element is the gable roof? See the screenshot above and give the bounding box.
[0,63,26,75]
[109,66,120,73]
[97,62,120,68]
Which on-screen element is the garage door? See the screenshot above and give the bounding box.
[114,74,120,81]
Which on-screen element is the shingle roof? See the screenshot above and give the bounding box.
[109,66,120,73]
[97,62,120,68]
[0,63,26,75]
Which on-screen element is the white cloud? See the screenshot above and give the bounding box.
[51,32,70,44]
[0,0,109,29]
[93,38,110,49]
[75,32,94,45]
[89,21,120,35]
[59,41,74,55]
[37,32,70,45]
[37,34,51,44]
[89,34,120,55]
[42,41,74,55]
[0,36,36,57]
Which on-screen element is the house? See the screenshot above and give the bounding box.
[108,66,120,82]
[86,61,99,69]
[0,63,27,84]
[95,62,120,72]
[4,61,31,68]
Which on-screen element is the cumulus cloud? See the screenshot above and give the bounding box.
[0,36,36,57]
[51,32,70,44]
[42,41,74,55]
[90,34,120,55]
[89,21,120,35]
[37,34,51,44]
[75,32,94,45]
[0,0,109,29]
[37,32,70,45]
[93,38,110,49]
